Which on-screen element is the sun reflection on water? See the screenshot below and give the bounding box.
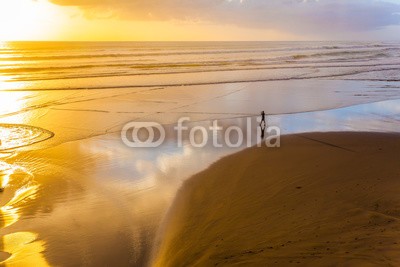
[0,161,47,266]
[0,41,8,49]
[0,91,30,124]
[1,183,39,229]
[0,75,27,91]
[0,162,36,226]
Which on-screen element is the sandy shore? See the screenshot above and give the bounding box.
[152,132,400,266]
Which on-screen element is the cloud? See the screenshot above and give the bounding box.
[49,0,400,34]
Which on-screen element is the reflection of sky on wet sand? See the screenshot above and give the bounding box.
[271,98,400,135]
[96,98,400,196]
[3,134,249,266]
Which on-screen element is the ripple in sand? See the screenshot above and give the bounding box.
[0,123,54,152]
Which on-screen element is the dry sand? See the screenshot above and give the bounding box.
[152,132,400,266]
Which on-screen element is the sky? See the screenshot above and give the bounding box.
[0,0,400,41]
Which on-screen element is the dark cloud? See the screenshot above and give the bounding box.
[49,0,400,34]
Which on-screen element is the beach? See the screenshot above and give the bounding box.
[0,41,400,266]
[152,132,400,266]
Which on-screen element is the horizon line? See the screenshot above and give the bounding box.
[1,40,397,43]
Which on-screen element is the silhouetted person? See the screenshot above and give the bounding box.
[260,111,266,126]
[260,111,266,139]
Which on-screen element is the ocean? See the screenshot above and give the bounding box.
[1,41,400,91]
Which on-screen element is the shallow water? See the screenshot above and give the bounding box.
[0,41,399,266]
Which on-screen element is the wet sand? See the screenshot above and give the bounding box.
[1,82,400,266]
[152,132,400,266]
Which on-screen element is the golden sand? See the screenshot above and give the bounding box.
[152,132,400,266]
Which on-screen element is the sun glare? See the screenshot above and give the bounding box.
[0,0,62,41]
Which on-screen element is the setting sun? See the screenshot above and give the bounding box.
[0,0,64,41]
